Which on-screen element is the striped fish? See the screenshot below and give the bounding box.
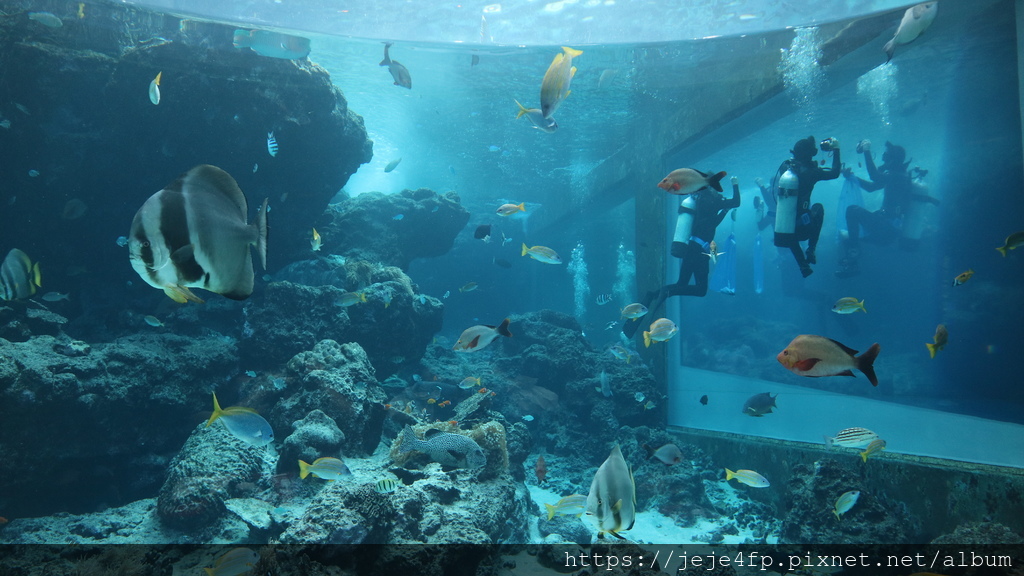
[128,165,268,303]
[0,248,41,301]
[266,131,279,156]
[585,445,636,539]
[825,427,880,449]
[375,478,399,493]
[833,490,860,520]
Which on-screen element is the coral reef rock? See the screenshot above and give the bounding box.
[281,409,347,467]
[0,333,237,519]
[0,8,371,290]
[240,274,442,373]
[319,188,471,270]
[275,340,388,456]
[779,458,916,543]
[157,424,273,530]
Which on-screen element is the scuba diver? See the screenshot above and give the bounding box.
[625,176,740,338]
[771,136,842,277]
[836,140,938,278]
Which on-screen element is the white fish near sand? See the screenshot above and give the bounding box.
[585,444,636,539]
[883,2,938,62]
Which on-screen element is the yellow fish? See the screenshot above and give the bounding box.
[951,269,973,286]
[996,231,1024,256]
[149,72,161,105]
[310,228,322,251]
[539,46,583,119]
[77,3,85,18]
[643,318,678,348]
[859,438,886,462]
[926,324,948,358]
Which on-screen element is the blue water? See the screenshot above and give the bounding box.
[0,0,1022,545]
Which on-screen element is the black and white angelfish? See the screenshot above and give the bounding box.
[128,164,268,304]
[585,444,636,539]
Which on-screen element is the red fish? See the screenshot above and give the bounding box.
[777,334,881,386]
[657,168,726,195]
[535,455,547,484]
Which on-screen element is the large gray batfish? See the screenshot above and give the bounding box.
[585,444,636,539]
[884,2,938,62]
[398,425,486,469]
[129,164,268,304]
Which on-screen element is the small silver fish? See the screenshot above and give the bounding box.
[41,292,69,302]
[267,131,279,156]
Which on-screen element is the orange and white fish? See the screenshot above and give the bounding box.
[951,269,973,286]
[453,318,512,352]
[657,168,726,195]
[704,240,723,264]
[643,318,678,348]
[777,334,881,386]
[497,202,526,216]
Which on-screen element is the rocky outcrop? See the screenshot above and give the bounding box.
[240,269,443,373]
[317,188,471,270]
[0,6,371,291]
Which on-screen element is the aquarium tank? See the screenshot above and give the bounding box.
[0,0,1023,574]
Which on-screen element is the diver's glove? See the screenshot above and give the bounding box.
[825,137,840,150]
[856,139,871,154]
[731,176,739,186]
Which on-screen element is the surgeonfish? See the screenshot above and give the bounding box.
[926,324,948,358]
[539,46,583,119]
[742,392,777,417]
[657,168,727,195]
[0,248,42,301]
[643,318,678,348]
[203,547,259,576]
[951,269,973,286]
[310,228,322,251]
[233,29,311,59]
[384,158,402,172]
[521,243,562,264]
[28,12,63,28]
[206,392,275,447]
[148,72,162,105]
[831,297,866,314]
[298,457,351,480]
[833,490,860,520]
[825,427,880,449]
[266,132,279,157]
[619,303,648,320]
[459,282,478,293]
[725,468,770,488]
[398,425,486,469]
[380,42,412,89]
[514,99,558,133]
[143,315,163,327]
[996,231,1024,256]
[128,165,268,303]
[453,318,512,352]
[777,335,881,386]
[859,438,887,462]
[41,291,69,302]
[883,2,938,62]
[496,202,526,216]
[544,494,587,520]
[585,444,636,539]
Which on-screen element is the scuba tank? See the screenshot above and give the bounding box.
[673,195,697,243]
[773,165,800,245]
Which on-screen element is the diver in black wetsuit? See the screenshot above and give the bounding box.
[836,140,936,278]
[624,176,740,338]
[772,136,842,277]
